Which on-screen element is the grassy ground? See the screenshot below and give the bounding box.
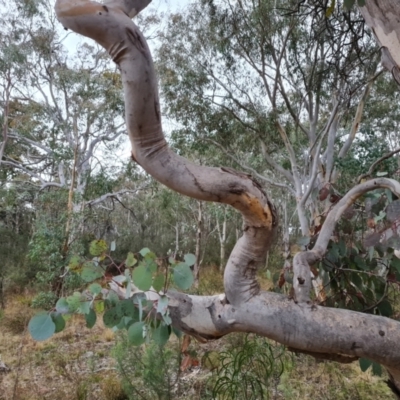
[0,268,395,400]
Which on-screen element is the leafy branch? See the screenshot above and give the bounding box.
[28,239,196,345]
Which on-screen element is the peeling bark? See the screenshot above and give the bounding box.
[54,0,400,394]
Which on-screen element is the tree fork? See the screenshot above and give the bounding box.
[55,0,278,307]
[55,0,400,394]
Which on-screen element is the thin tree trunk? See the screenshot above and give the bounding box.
[174,222,179,258]
[0,80,11,163]
[193,201,203,288]
[53,144,79,297]
[216,207,227,272]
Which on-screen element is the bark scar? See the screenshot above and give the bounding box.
[126,27,147,55]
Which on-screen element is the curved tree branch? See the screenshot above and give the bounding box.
[357,147,400,183]
[55,0,278,306]
[84,185,148,207]
[54,1,400,392]
[293,178,400,304]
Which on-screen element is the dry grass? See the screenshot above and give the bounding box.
[278,354,393,399]
[99,375,128,400]
[0,297,118,400]
[196,265,224,295]
[1,301,34,335]
[193,264,274,295]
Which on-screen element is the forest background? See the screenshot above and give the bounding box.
[1,0,400,398]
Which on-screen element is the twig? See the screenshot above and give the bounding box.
[357,147,400,183]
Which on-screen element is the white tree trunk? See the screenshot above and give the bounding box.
[193,201,202,288]
[216,206,227,272]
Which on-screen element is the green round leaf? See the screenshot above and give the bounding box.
[55,297,69,314]
[51,313,66,333]
[132,265,152,291]
[359,358,372,372]
[139,247,151,257]
[184,253,196,267]
[85,309,97,329]
[128,321,146,346]
[66,292,83,313]
[146,259,158,273]
[377,300,393,317]
[28,313,56,341]
[106,291,120,307]
[89,283,102,296]
[162,312,172,325]
[156,295,169,316]
[95,300,105,313]
[354,255,367,270]
[81,263,103,282]
[89,239,108,256]
[68,255,83,272]
[126,252,137,267]
[168,257,177,265]
[119,299,139,321]
[79,301,91,315]
[121,316,134,329]
[372,362,382,376]
[391,257,400,273]
[173,263,194,290]
[153,273,165,292]
[152,324,170,346]
[103,307,122,328]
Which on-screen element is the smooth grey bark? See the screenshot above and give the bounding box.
[0,79,11,163]
[193,201,202,289]
[216,206,227,272]
[360,0,400,84]
[55,0,400,394]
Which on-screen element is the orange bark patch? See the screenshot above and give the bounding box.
[240,193,275,227]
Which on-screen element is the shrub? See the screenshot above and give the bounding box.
[100,375,129,400]
[210,334,287,400]
[112,333,182,400]
[31,291,58,310]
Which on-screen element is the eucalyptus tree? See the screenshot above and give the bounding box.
[51,0,400,394]
[0,0,145,294]
[156,0,394,238]
[2,6,126,194]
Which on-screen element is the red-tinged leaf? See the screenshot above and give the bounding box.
[180,354,192,372]
[319,187,329,201]
[278,271,285,288]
